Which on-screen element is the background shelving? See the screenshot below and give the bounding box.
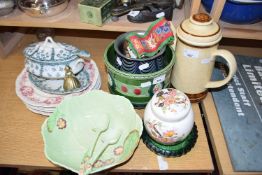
[0,0,260,39]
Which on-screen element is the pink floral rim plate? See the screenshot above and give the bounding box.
[16,60,101,115]
[25,76,101,116]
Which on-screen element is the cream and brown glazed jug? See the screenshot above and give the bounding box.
[171,13,237,102]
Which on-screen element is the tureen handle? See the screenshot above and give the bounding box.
[77,50,91,60]
[68,59,85,74]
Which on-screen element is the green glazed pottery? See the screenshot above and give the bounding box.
[104,42,175,108]
[41,90,143,174]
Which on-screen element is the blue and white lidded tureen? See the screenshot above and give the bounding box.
[24,37,90,79]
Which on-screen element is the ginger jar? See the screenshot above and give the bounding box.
[144,88,194,145]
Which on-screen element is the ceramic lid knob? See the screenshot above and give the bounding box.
[192,13,212,23]
[150,88,191,122]
[177,13,222,46]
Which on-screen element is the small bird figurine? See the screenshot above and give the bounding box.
[63,66,81,91]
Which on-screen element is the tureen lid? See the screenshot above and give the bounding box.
[24,37,79,62]
[150,88,191,122]
[177,13,222,46]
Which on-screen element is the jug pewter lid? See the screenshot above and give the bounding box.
[177,13,222,47]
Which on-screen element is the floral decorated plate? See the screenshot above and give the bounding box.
[41,90,143,174]
[16,60,100,108]
[28,65,90,95]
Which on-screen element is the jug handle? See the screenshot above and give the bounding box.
[205,49,237,89]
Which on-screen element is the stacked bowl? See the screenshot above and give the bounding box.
[16,37,101,115]
[104,29,175,108]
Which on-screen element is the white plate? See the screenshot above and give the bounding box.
[25,105,53,116]
[16,60,100,108]
[26,103,55,112]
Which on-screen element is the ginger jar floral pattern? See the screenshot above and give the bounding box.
[145,120,181,144]
[144,88,194,145]
[154,88,189,114]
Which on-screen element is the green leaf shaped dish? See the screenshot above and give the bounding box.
[41,90,143,174]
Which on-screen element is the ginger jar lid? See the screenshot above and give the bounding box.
[177,13,222,47]
[151,88,191,122]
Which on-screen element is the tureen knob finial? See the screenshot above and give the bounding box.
[63,66,81,91]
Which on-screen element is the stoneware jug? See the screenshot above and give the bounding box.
[171,13,237,102]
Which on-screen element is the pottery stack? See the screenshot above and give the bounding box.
[15,37,101,116]
[104,17,176,108]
